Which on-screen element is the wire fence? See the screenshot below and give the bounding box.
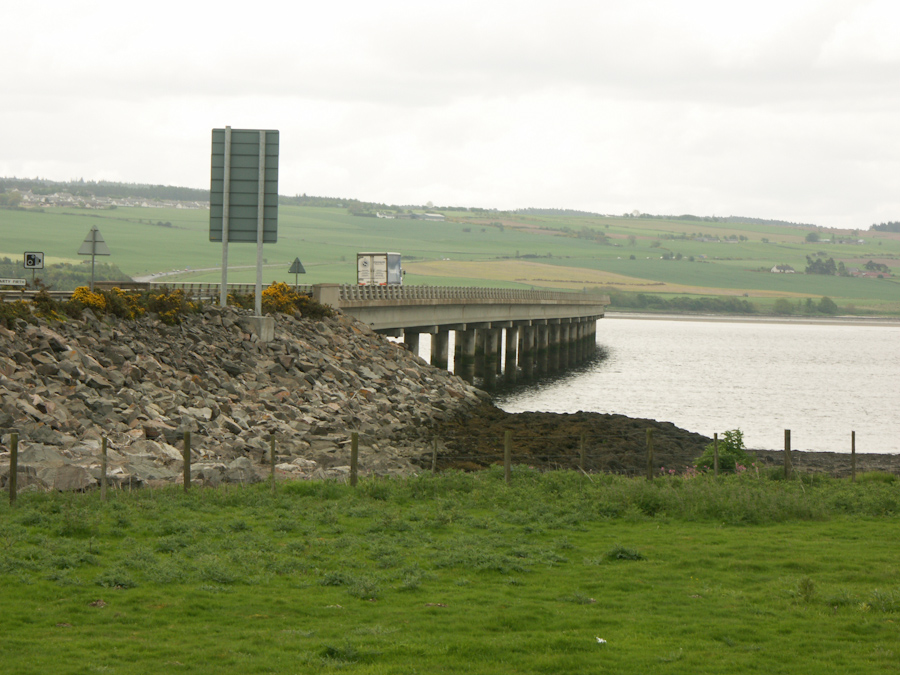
[4,425,864,504]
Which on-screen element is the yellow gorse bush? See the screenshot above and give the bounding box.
[111,288,146,320]
[72,286,107,312]
[261,282,302,314]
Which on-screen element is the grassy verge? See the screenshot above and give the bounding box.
[1,469,898,674]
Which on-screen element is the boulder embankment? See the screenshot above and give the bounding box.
[2,307,891,491]
[0,306,489,490]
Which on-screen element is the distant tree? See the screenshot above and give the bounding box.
[864,260,891,273]
[818,297,839,315]
[0,190,22,207]
[773,298,793,315]
[805,231,820,243]
[627,235,637,246]
[805,256,838,275]
[870,221,900,233]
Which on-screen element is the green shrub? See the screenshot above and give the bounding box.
[695,429,752,473]
[0,298,33,327]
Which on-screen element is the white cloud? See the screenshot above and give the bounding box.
[2,0,900,227]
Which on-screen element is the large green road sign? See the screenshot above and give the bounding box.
[209,128,279,243]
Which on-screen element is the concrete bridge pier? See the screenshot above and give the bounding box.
[536,323,549,376]
[581,320,596,361]
[403,330,420,356]
[474,329,486,378]
[520,324,535,379]
[549,323,561,372]
[456,329,477,383]
[431,330,450,370]
[572,322,581,364]
[560,323,571,370]
[573,321,583,364]
[482,328,501,388]
[504,327,518,385]
[583,318,597,358]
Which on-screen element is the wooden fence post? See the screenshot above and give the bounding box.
[9,431,18,506]
[646,428,654,481]
[579,433,586,472]
[270,436,277,494]
[100,436,108,502]
[713,433,719,477]
[183,430,191,492]
[851,431,856,483]
[350,432,359,487]
[504,430,512,485]
[783,429,792,479]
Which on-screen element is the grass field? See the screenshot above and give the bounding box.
[2,204,898,312]
[1,469,899,674]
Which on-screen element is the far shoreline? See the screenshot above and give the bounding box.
[603,310,900,327]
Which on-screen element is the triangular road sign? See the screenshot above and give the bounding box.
[288,257,306,274]
[77,226,111,256]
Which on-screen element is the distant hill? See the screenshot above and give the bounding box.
[0,177,209,203]
[515,207,606,217]
[1,177,827,229]
[632,212,816,228]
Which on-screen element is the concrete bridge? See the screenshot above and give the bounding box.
[313,284,608,387]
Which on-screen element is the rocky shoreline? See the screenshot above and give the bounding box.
[2,307,896,492]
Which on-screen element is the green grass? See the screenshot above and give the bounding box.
[1,469,899,673]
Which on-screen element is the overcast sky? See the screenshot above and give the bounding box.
[4,0,899,228]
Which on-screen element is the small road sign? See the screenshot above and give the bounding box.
[78,227,111,256]
[288,258,306,274]
[24,252,44,269]
[0,278,27,287]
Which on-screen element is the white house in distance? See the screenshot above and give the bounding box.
[771,264,796,273]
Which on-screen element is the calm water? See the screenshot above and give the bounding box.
[490,315,900,454]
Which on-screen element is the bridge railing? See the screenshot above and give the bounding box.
[145,282,315,299]
[339,285,609,305]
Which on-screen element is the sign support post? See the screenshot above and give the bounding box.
[220,126,232,307]
[256,130,266,315]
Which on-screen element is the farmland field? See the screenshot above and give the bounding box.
[2,204,898,312]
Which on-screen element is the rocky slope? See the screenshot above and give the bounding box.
[0,306,488,490]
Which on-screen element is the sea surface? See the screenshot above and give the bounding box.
[486,314,900,454]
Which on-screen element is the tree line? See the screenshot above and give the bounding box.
[0,177,208,202]
[869,221,900,232]
[604,289,757,314]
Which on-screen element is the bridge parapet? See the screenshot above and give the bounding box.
[339,284,609,306]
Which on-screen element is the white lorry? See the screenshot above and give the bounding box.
[357,252,403,286]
